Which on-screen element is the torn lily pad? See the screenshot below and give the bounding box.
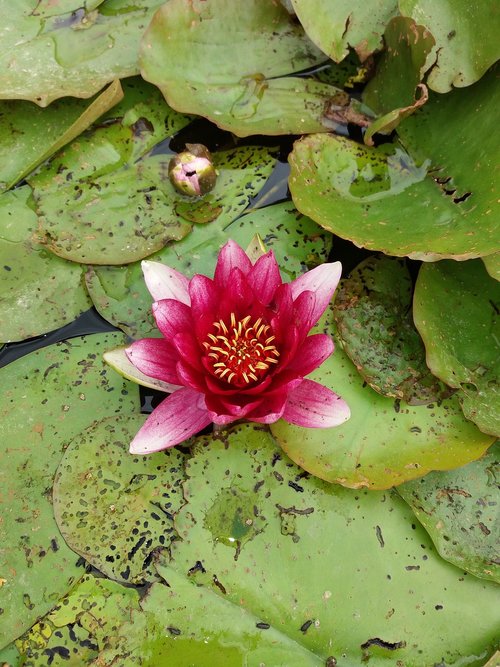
[413,259,500,437]
[85,201,331,339]
[399,442,500,584]
[0,187,92,343]
[0,333,139,648]
[53,415,186,584]
[333,256,449,404]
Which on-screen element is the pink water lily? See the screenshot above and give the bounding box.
[108,241,350,454]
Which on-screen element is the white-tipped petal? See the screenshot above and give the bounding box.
[141,261,190,304]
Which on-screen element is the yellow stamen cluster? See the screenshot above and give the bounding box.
[203,312,280,387]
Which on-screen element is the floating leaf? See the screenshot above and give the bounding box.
[399,442,500,584]
[0,187,92,343]
[399,0,500,93]
[0,1,163,105]
[0,80,123,192]
[333,256,448,404]
[483,253,500,281]
[85,201,331,338]
[53,415,186,585]
[290,66,499,260]
[15,574,140,666]
[0,644,22,667]
[0,333,139,648]
[291,0,398,62]
[140,0,365,136]
[270,307,494,489]
[164,424,499,666]
[413,260,500,437]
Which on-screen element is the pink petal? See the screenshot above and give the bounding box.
[290,262,342,327]
[152,299,192,339]
[172,331,202,370]
[130,388,211,454]
[285,334,334,377]
[282,379,350,428]
[125,339,180,385]
[214,240,252,287]
[248,251,282,305]
[176,360,206,392]
[141,261,190,305]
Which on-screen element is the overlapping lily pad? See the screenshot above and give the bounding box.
[483,253,500,281]
[399,0,500,93]
[399,442,500,584]
[413,260,500,437]
[53,414,185,585]
[289,65,499,260]
[140,0,366,136]
[159,424,499,666]
[291,0,398,62]
[271,307,494,489]
[0,333,139,649]
[15,574,140,665]
[0,0,163,105]
[85,201,330,338]
[0,187,92,343]
[0,80,123,192]
[333,256,448,404]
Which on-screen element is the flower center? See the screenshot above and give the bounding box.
[203,313,280,387]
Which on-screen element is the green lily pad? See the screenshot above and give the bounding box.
[270,307,494,489]
[413,260,500,437]
[53,414,186,585]
[290,65,499,260]
[15,574,140,666]
[0,80,123,192]
[399,0,500,93]
[93,570,324,666]
[0,333,139,649]
[165,424,499,666]
[0,644,22,667]
[0,0,163,106]
[399,442,500,584]
[140,0,363,136]
[333,256,449,404]
[291,0,398,62]
[483,253,500,281]
[0,187,92,343]
[85,201,331,339]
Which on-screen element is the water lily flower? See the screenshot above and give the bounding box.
[168,143,217,197]
[106,241,350,454]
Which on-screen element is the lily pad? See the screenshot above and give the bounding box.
[0,187,92,343]
[0,0,163,106]
[399,442,500,584]
[289,65,499,260]
[399,0,500,93]
[0,80,123,192]
[413,260,500,437]
[85,201,331,338]
[140,0,364,136]
[290,0,398,62]
[483,253,500,281]
[0,644,22,667]
[270,307,494,489]
[165,424,499,666]
[15,574,140,666]
[0,333,139,648]
[53,414,186,585]
[333,256,448,404]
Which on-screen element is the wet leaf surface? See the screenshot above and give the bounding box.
[0,187,92,343]
[333,256,449,404]
[85,200,329,339]
[0,0,163,105]
[15,574,140,666]
[140,0,362,136]
[162,424,499,666]
[483,253,500,281]
[291,0,398,62]
[290,66,499,260]
[414,259,500,437]
[270,307,494,489]
[399,442,500,584]
[0,333,139,648]
[53,414,185,585]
